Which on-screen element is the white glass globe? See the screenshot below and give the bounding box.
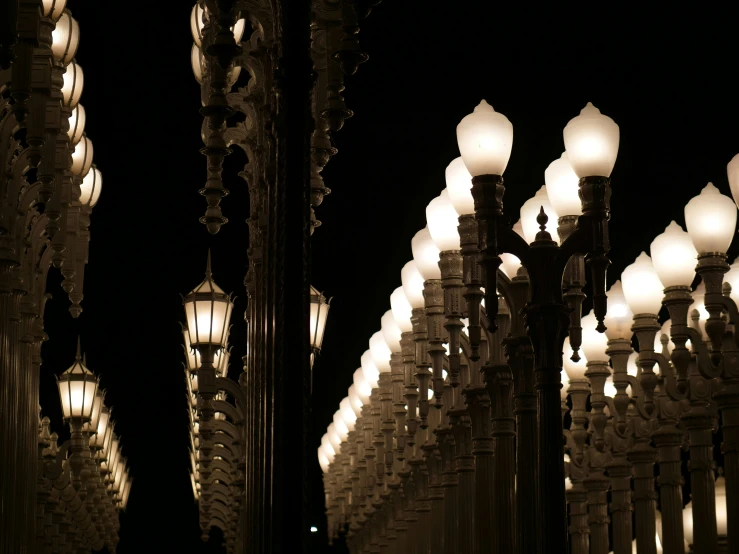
[353,368,372,404]
[563,337,588,380]
[520,186,560,243]
[445,157,475,215]
[347,384,363,417]
[456,100,513,177]
[684,183,737,254]
[562,102,620,178]
[622,252,664,315]
[581,312,609,362]
[369,332,392,373]
[390,287,413,333]
[339,397,357,433]
[650,221,698,288]
[333,412,349,441]
[499,253,522,280]
[426,190,461,251]
[728,153,739,209]
[411,227,441,280]
[401,261,426,309]
[360,350,379,389]
[381,310,402,353]
[603,281,634,341]
[545,152,582,216]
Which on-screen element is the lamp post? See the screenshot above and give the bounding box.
[456,99,619,552]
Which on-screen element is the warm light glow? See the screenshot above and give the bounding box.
[728,153,739,209]
[57,351,99,420]
[321,434,336,462]
[411,227,441,280]
[381,310,402,353]
[650,221,698,288]
[339,398,357,433]
[70,136,93,177]
[347,384,363,417]
[42,0,68,20]
[519,186,560,243]
[79,165,102,207]
[353,368,372,404]
[310,285,330,353]
[563,337,588,380]
[562,102,619,178]
[622,252,664,315]
[390,287,413,332]
[456,100,513,176]
[184,255,233,349]
[513,219,525,239]
[61,61,84,109]
[627,352,639,377]
[684,183,737,254]
[327,423,342,453]
[689,283,709,339]
[603,376,617,398]
[426,190,461,251]
[360,350,380,389]
[67,105,86,146]
[51,11,79,65]
[445,157,475,215]
[369,331,392,373]
[545,152,582,216]
[716,475,727,535]
[603,281,634,340]
[683,502,694,546]
[401,261,426,309]
[581,312,609,362]
[499,253,522,280]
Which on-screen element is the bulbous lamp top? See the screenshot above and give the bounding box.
[411,227,441,281]
[360,350,380,388]
[684,182,737,255]
[562,102,619,178]
[57,339,99,421]
[650,221,698,288]
[380,310,402,353]
[183,252,234,349]
[520,185,560,244]
[347,384,364,417]
[545,152,582,216]
[390,287,413,333]
[61,61,83,109]
[369,331,392,373]
[332,411,348,441]
[317,446,330,473]
[339,397,358,433]
[445,157,475,215]
[563,336,588,380]
[326,423,342,452]
[71,135,93,178]
[67,104,86,146]
[728,153,739,209]
[426,190,461,251]
[353,368,372,404]
[581,312,609,362]
[321,433,336,461]
[400,261,426,309]
[42,0,68,20]
[51,11,79,65]
[603,280,634,340]
[456,100,513,177]
[622,252,664,315]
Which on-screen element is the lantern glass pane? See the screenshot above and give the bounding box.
[58,380,72,418]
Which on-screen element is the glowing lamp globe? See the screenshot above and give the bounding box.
[426,190,461,251]
[183,253,234,350]
[545,152,582,216]
[621,252,664,315]
[310,285,330,356]
[87,388,104,435]
[360,350,380,388]
[353,368,372,404]
[369,331,392,373]
[51,11,79,65]
[381,310,403,353]
[684,183,737,254]
[61,61,83,109]
[42,0,68,20]
[728,153,739,209]
[70,136,93,177]
[390,287,413,333]
[563,337,588,380]
[347,384,363,417]
[724,261,739,304]
[603,281,634,340]
[562,103,620,178]
[91,405,110,449]
[445,157,475,215]
[317,447,330,473]
[581,312,609,362]
[520,186,560,243]
[456,100,513,176]
[327,423,342,452]
[650,221,698,288]
[339,398,357,433]
[513,219,525,239]
[603,376,617,398]
[332,411,349,442]
[499,253,522,280]
[79,165,102,208]
[67,104,86,146]
[411,227,441,280]
[401,261,426,309]
[321,434,336,462]
[57,345,99,421]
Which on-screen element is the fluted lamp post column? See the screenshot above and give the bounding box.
[456,100,619,553]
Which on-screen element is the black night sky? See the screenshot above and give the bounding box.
[35,3,739,553]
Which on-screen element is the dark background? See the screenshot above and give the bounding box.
[36,3,739,552]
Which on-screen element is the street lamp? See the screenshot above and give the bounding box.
[310,285,331,368]
[57,341,98,422]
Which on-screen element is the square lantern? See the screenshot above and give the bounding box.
[310,285,330,360]
[90,405,110,450]
[57,347,99,422]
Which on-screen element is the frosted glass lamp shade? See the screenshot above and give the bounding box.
[333,412,349,442]
[563,337,588,380]
[426,190,461,251]
[581,312,609,362]
[42,0,68,20]
[724,261,739,304]
[369,331,392,373]
[310,285,330,354]
[499,253,522,280]
[650,221,698,288]
[51,11,79,65]
[520,186,559,243]
[684,182,737,254]
[327,423,342,451]
[91,406,110,449]
[61,61,83,109]
[545,152,582,216]
[562,103,619,178]
[728,154,739,209]
[360,350,380,388]
[67,104,86,146]
[79,165,102,207]
[445,157,475,215]
[603,281,634,340]
[353,368,372,404]
[347,384,363,417]
[401,261,426,309]
[88,389,104,435]
[183,254,234,349]
[339,398,357,433]
[390,287,413,332]
[70,136,93,177]
[603,376,617,398]
[321,434,336,461]
[456,100,513,176]
[411,227,441,280]
[381,310,403,353]
[191,44,204,84]
[317,447,330,473]
[57,351,99,420]
[622,252,664,315]
[513,219,525,239]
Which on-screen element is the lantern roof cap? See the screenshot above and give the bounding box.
[188,250,226,296]
[61,337,94,378]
